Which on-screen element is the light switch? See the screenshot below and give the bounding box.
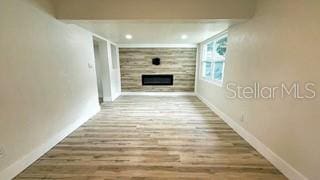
[88,63,94,69]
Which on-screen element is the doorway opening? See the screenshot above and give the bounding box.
[93,40,104,104]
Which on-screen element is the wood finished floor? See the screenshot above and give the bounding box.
[15,96,287,180]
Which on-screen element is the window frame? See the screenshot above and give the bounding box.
[200,31,228,87]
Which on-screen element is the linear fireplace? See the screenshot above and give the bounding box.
[142,74,174,85]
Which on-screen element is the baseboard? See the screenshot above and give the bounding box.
[0,106,100,180]
[103,92,121,102]
[122,92,196,96]
[111,92,121,101]
[196,93,308,180]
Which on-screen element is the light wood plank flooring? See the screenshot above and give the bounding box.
[15,96,287,180]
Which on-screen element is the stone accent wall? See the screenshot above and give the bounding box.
[119,48,196,92]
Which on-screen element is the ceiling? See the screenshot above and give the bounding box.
[65,20,242,45]
[52,0,256,20]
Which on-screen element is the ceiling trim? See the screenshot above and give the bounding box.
[118,44,197,48]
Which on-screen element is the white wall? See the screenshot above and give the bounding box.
[196,0,320,179]
[0,0,100,178]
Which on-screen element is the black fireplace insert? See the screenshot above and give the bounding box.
[142,74,173,85]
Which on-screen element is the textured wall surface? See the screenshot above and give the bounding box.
[120,48,196,92]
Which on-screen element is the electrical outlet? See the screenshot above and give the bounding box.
[240,113,245,122]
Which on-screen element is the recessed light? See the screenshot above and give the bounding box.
[181,34,188,39]
[125,34,132,39]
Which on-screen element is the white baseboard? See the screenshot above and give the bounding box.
[122,92,195,96]
[111,92,121,101]
[103,92,121,102]
[0,106,100,180]
[196,93,308,180]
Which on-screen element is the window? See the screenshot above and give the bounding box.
[201,32,228,85]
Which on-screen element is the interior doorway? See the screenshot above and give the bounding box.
[93,40,104,104]
[92,36,121,103]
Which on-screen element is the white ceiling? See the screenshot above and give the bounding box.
[65,20,242,45]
